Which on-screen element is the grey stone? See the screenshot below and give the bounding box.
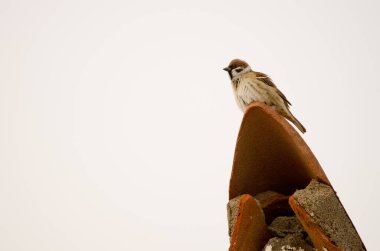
[227,195,243,239]
[269,216,304,237]
[293,179,365,251]
[262,233,314,251]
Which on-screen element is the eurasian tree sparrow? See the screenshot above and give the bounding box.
[223,59,306,133]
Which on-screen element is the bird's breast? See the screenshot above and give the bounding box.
[234,78,268,102]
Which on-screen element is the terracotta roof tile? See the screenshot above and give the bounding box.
[227,102,366,250]
[289,180,366,251]
[228,194,270,251]
[289,195,344,251]
[229,102,330,199]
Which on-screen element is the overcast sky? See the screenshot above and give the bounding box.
[0,0,379,250]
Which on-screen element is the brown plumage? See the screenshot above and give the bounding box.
[223,59,306,133]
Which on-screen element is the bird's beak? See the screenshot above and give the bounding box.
[223,67,231,72]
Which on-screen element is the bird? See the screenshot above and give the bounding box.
[223,59,306,133]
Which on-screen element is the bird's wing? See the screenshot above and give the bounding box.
[255,71,292,107]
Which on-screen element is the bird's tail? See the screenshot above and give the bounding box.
[285,111,306,133]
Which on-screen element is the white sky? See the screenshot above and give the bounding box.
[0,0,379,250]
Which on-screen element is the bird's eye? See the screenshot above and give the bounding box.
[235,68,243,73]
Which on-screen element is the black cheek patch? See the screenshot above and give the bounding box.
[228,71,233,79]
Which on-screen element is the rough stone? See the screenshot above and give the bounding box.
[255,191,293,224]
[292,179,365,251]
[268,216,304,237]
[227,195,243,238]
[262,233,314,251]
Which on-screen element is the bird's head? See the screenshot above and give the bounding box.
[223,59,252,80]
